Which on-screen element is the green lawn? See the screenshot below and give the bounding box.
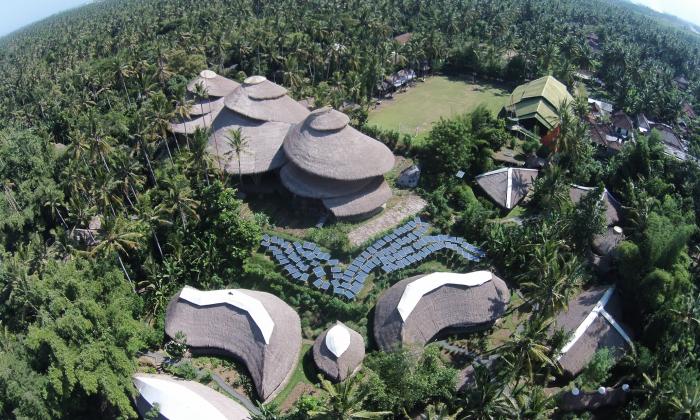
[367,76,509,136]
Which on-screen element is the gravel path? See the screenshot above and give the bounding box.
[348,193,427,246]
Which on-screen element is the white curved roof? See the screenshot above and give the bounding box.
[134,375,228,420]
[179,286,275,344]
[397,271,493,321]
[325,323,351,358]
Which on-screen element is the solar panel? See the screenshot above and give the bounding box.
[320,281,330,290]
[313,279,323,288]
[278,257,289,265]
[300,273,309,282]
[313,266,325,276]
[292,271,302,279]
[343,290,355,300]
[328,259,339,265]
[331,279,341,288]
[331,266,342,273]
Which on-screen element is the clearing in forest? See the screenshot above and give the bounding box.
[367,75,509,136]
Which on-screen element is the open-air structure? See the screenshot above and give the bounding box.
[476,167,539,209]
[504,75,573,137]
[133,373,251,420]
[312,321,365,382]
[553,286,633,377]
[373,271,510,351]
[165,286,302,401]
[281,106,395,218]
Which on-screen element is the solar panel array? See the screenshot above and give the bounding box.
[260,218,484,301]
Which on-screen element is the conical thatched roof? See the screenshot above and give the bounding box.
[207,108,291,174]
[224,76,309,124]
[280,163,373,199]
[133,373,251,420]
[312,322,365,382]
[323,177,392,218]
[373,271,510,351]
[552,286,633,377]
[165,286,302,402]
[187,70,241,98]
[475,167,539,209]
[283,107,395,181]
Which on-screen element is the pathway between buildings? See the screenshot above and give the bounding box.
[348,193,427,246]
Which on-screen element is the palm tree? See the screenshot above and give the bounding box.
[493,318,560,385]
[225,128,248,185]
[421,402,462,419]
[514,386,555,419]
[670,385,700,419]
[310,374,391,420]
[161,179,200,229]
[460,365,518,420]
[86,216,143,288]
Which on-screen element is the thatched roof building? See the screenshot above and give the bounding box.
[569,185,622,226]
[281,106,395,218]
[373,271,510,351]
[476,167,539,209]
[553,286,633,377]
[204,76,309,175]
[312,322,365,382]
[165,286,302,401]
[505,76,573,133]
[187,70,240,116]
[133,373,251,420]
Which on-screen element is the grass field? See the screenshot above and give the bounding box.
[367,76,509,136]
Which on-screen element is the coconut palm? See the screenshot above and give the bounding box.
[494,318,560,384]
[86,216,143,287]
[225,127,248,186]
[310,374,391,420]
[421,402,462,419]
[460,365,518,420]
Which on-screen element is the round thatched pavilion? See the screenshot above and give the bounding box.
[165,286,302,402]
[281,106,395,219]
[373,271,510,351]
[312,321,365,382]
[170,70,240,135]
[206,76,310,176]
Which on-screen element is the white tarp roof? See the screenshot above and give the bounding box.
[325,323,351,358]
[397,271,493,321]
[179,286,275,344]
[134,375,228,420]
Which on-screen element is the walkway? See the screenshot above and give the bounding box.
[348,193,426,246]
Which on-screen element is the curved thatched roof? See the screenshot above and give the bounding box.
[133,373,251,420]
[553,286,632,377]
[312,322,365,382]
[476,168,539,209]
[207,108,290,174]
[283,107,395,181]
[165,286,302,401]
[279,163,373,199]
[224,76,309,124]
[170,97,226,134]
[569,185,622,226]
[187,70,241,98]
[373,272,510,351]
[323,177,392,218]
[592,226,624,256]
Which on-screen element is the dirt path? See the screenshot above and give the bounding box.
[347,193,427,246]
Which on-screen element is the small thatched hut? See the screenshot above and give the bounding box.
[373,271,510,351]
[165,286,302,401]
[133,373,251,420]
[170,70,239,134]
[553,286,633,377]
[476,167,539,209]
[281,106,395,218]
[313,322,365,382]
[206,76,310,176]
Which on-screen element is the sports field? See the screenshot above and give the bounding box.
[367,76,509,136]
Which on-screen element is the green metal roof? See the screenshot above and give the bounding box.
[507,76,573,130]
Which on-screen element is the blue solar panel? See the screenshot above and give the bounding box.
[313,266,325,276]
[331,266,342,273]
[343,290,355,300]
[331,279,341,288]
[328,259,339,265]
[313,279,323,288]
[320,281,330,290]
[333,288,345,296]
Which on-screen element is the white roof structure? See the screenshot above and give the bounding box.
[179,286,275,344]
[325,323,351,358]
[397,271,493,321]
[476,167,539,209]
[557,286,633,359]
[134,375,229,420]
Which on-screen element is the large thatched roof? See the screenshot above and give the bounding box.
[165,286,302,401]
[224,76,309,124]
[187,70,241,98]
[569,185,622,226]
[323,177,392,218]
[133,373,251,420]
[283,107,395,181]
[476,167,539,209]
[312,322,365,382]
[207,108,291,174]
[553,286,633,377]
[373,271,510,351]
[592,226,624,256]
